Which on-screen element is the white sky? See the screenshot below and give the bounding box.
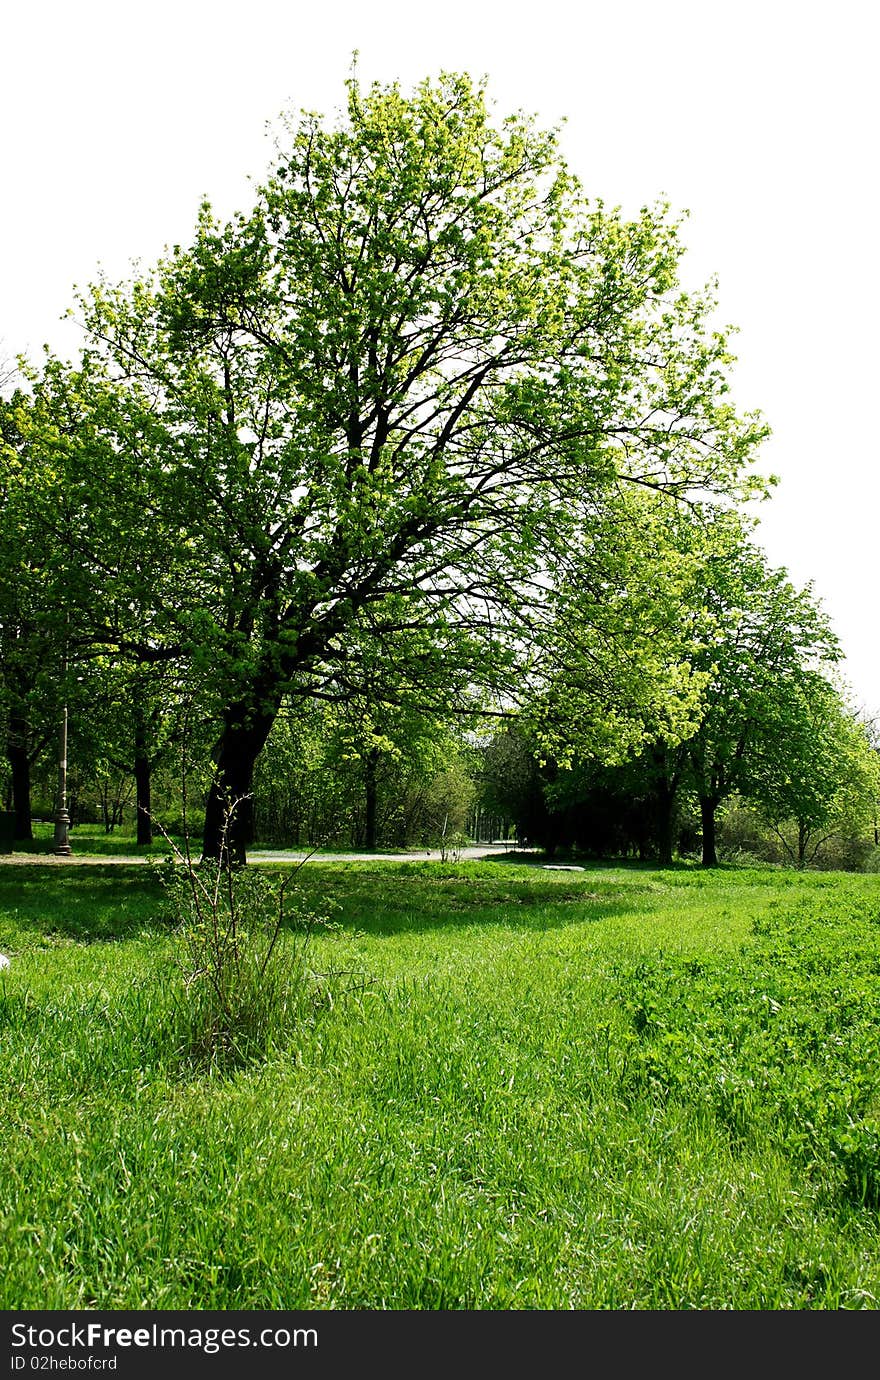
[2,0,877,714]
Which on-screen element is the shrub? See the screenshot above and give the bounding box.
[155,847,344,1072]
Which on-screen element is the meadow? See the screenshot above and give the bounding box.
[2,856,880,1310]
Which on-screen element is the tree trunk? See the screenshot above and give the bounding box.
[699,795,719,867]
[797,820,808,869]
[134,752,152,846]
[655,783,676,867]
[8,721,33,841]
[132,702,153,846]
[201,703,278,865]
[364,745,379,852]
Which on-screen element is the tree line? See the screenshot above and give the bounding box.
[1,71,877,866]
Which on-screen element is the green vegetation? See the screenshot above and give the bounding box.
[1,66,877,1317]
[11,822,186,857]
[2,70,876,872]
[1,70,773,865]
[2,859,880,1309]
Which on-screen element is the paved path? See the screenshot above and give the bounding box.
[251,845,524,864]
[0,844,528,867]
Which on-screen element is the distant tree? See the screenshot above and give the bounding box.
[524,487,716,775]
[683,543,839,866]
[856,708,880,848]
[476,727,551,849]
[0,390,65,839]
[518,490,722,864]
[1,372,192,845]
[750,678,880,867]
[66,657,187,842]
[527,498,843,868]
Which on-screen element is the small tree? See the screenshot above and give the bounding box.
[751,679,880,868]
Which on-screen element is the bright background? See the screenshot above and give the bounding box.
[2,0,876,712]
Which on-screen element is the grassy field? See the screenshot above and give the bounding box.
[6,821,187,857]
[2,856,880,1310]
[7,821,429,857]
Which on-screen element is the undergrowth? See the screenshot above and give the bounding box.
[612,893,880,1209]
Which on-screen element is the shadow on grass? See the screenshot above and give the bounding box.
[288,860,659,937]
[0,864,168,944]
[0,858,659,945]
[10,834,186,858]
[0,854,744,948]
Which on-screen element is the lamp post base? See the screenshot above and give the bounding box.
[53,809,72,857]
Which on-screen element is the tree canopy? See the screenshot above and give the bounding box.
[4,72,791,864]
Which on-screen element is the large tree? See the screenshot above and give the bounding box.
[34,72,764,862]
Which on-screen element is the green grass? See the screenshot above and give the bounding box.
[7,820,188,857]
[10,821,457,857]
[1,858,880,1309]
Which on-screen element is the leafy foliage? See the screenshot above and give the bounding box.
[14,71,767,860]
[613,896,880,1207]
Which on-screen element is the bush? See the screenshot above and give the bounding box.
[717,796,878,872]
[717,799,782,865]
[156,853,345,1071]
[865,846,880,874]
[806,833,876,873]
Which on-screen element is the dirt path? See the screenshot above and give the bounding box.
[0,852,154,865]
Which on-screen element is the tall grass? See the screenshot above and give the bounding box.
[156,851,358,1071]
[1,859,879,1309]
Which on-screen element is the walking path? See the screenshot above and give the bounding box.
[0,844,528,867]
[252,844,528,865]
